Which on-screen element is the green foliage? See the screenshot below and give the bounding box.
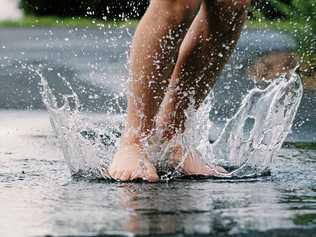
[251,0,315,20]
[250,0,316,68]
[269,0,315,32]
[5,0,314,70]
[250,0,289,20]
[251,0,315,33]
[0,15,138,28]
[283,0,314,18]
[273,0,316,62]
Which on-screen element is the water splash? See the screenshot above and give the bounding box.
[191,67,303,178]
[37,67,303,180]
[37,70,122,178]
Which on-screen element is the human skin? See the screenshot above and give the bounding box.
[108,0,251,182]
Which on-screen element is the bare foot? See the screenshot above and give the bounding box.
[169,145,227,176]
[108,143,159,182]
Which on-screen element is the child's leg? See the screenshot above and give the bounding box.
[157,0,251,175]
[109,0,203,182]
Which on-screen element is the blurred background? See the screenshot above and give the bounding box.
[0,2,316,236]
[0,0,315,139]
[0,0,315,132]
[0,0,314,74]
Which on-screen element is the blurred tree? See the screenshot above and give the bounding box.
[269,0,315,33]
[20,0,315,35]
[250,1,315,50]
[20,0,150,19]
[250,0,292,19]
[251,0,315,26]
[259,0,315,69]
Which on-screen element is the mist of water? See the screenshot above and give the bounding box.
[36,66,303,180]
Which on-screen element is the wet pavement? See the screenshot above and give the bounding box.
[0,111,315,237]
[0,27,315,237]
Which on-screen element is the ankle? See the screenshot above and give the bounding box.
[154,120,185,142]
[120,129,153,148]
[120,135,142,147]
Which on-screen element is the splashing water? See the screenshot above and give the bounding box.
[37,67,303,180]
[189,68,303,178]
[38,71,123,178]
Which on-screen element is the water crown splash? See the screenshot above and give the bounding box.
[193,67,303,178]
[37,66,303,179]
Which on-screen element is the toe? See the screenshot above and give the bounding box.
[110,170,119,180]
[108,166,116,179]
[109,169,125,181]
[205,164,228,176]
[215,165,228,174]
[115,171,125,181]
[144,169,159,182]
[131,168,159,182]
[143,164,159,182]
[131,169,142,180]
[145,173,159,182]
[120,171,131,181]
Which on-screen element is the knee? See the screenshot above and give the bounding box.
[150,0,202,23]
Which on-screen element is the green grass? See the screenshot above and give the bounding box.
[0,15,305,32]
[0,15,138,28]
